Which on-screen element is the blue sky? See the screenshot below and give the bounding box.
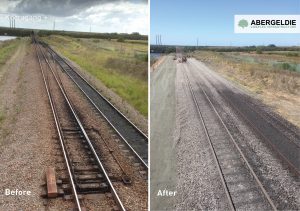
[151,0,300,46]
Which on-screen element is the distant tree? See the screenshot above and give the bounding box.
[256,48,262,54]
[117,37,125,42]
[268,44,276,47]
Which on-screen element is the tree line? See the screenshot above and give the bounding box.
[0,27,147,40]
[151,44,300,53]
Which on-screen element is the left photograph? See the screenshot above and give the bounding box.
[0,1,148,210]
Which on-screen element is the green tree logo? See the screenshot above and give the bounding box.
[238,19,248,28]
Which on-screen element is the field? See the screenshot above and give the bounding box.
[192,50,300,127]
[0,39,21,68]
[42,35,148,116]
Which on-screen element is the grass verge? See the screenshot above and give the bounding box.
[0,38,21,67]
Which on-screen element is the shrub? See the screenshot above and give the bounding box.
[117,37,125,42]
[256,49,262,54]
[279,63,296,72]
[286,52,298,57]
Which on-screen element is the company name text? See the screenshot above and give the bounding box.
[251,20,296,26]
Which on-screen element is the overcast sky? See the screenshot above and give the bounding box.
[0,0,148,34]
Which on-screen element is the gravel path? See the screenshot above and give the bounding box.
[175,63,230,210]
[150,56,178,210]
[0,42,73,210]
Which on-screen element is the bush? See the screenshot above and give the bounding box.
[117,37,125,42]
[279,63,296,72]
[286,52,298,57]
[256,49,262,54]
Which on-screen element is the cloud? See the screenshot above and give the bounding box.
[61,2,148,33]
[0,0,148,34]
[10,0,147,17]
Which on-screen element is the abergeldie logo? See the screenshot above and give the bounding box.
[238,19,248,28]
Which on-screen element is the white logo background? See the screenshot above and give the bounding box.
[234,15,300,33]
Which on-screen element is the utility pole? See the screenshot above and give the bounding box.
[158,34,162,45]
[13,18,15,28]
[197,38,198,47]
[155,34,162,45]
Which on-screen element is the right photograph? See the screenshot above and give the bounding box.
[150,0,300,210]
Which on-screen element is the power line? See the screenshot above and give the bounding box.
[9,16,16,28]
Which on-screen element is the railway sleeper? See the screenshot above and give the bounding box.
[73,165,99,171]
[75,174,103,180]
[77,182,109,193]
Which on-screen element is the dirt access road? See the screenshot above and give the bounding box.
[150,57,300,210]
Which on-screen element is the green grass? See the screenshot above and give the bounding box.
[0,39,21,66]
[0,111,5,124]
[43,35,148,116]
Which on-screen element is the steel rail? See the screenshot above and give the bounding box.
[48,45,148,139]
[220,90,300,176]
[37,42,127,211]
[182,66,235,211]
[188,60,300,149]
[46,46,148,168]
[182,64,277,210]
[188,61,300,175]
[34,41,82,211]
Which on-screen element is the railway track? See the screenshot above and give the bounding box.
[34,39,126,211]
[188,60,300,176]
[181,64,277,210]
[43,44,148,168]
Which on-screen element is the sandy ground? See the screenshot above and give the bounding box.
[151,55,166,72]
[0,41,74,210]
[150,56,177,210]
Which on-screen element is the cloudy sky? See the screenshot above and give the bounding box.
[0,0,148,34]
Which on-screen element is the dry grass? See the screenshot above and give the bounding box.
[192,50,300,127]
